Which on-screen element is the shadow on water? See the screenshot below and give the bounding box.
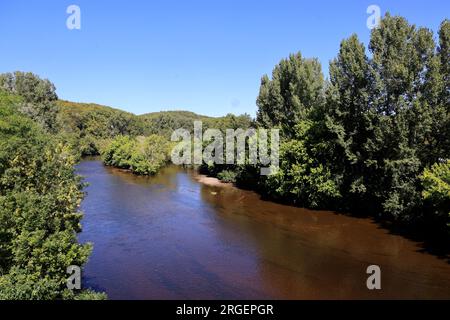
[375,219,450,263]
[226,172,450,264]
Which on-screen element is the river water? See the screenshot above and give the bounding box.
[76,159,450,299]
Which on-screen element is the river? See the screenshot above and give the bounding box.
[76,159,450,299]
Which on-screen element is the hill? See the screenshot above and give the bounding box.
[56,100,253,155]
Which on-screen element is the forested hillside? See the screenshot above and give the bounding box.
[57,100,253,156]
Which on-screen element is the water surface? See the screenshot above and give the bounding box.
[77,159,450,299]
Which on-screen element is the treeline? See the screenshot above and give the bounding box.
[57,100,253,157]
[99,113,252,175]
[57,100,141,156]
[203,14,450,233]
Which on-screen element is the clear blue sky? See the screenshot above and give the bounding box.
[0,0,448,117]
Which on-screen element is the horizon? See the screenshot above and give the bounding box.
[1,0,449,117]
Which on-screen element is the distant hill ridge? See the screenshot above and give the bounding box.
[57,100,217,120]
[56,99,254,156]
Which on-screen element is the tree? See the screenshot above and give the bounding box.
[102,135,137,169]
[437,20,450,159]
[0,72,59,132]
[0,90,105,299]
[263,121,341,208]
[367,14,443,219]
[256,53,325,138]
[251,14,449,228]
[102,135,171,176]
[131,135,171,175]
[318,34,378,211]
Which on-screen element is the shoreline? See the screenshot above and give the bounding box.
[194,174,233,188]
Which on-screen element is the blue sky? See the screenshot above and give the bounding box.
[0,1,448,117]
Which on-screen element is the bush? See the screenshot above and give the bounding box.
[420,160,450,227]
[102,134,170,176]
[217,170,237,183]
[263,138,341,209]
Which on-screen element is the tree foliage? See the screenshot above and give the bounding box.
[102,135,172,176]
[57,101,253,157]
[0,90,105,299]
[0,72,59,132]
[256,52,324,139]
[420,160,450,225]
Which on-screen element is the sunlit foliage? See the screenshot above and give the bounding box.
[0,90,105,299]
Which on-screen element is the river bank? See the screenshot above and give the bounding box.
[193,173,233,188]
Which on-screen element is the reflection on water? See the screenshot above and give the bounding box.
[77,159,450,299]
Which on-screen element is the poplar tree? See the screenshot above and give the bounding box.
[320,34,378,211]
[256,52,324,138]
[437,20,450,159]
[368,14,440,218]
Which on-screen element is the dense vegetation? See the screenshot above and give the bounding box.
[420,161,450,224]
[0,72,59,133]
[57,100,141,156]
[102,135,172,175]
[203,15,450,234]
[57,100,253,157]
[0,88,105,299]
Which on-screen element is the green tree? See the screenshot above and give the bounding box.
[256,52,325,138]
[436,20,450,159]
[367,14,441,219]
[102,134,171,176]
[317,34,377,211]
[0,72,59,132]
[131,135,171,175]
[0,91,105,299]
[102,135,137,169]
[264,122,341,208]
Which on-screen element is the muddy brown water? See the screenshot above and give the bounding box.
[76,159,450,299]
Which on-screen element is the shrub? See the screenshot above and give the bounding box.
[420,160,450,227]
[102,134,170,176]
[217,170,237,183]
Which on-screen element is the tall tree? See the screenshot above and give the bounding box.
[319,34,379,211]
[368,14,439,218]
[437,20,450,159]
[256,52,324,138]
